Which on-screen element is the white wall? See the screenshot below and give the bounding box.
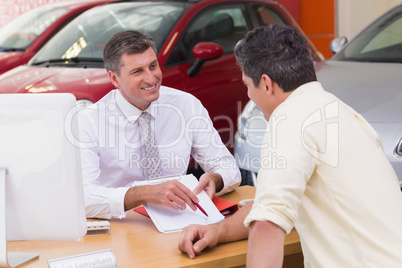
[337,0,401,40]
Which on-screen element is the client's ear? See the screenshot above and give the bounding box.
[261,74,274,96]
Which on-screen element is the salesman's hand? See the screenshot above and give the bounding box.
[178,224,220,259]
[193,172,223,199]
[146,180,199,211]
[124,179,198,211]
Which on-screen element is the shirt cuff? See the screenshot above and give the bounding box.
[244,203,294,235]
[110,186,130,219]
[215,169,241,196]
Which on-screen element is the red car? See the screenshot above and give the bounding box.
[0,0,116,75]
[0,0,323,149]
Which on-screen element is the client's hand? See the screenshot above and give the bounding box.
[178,202,252,259]
[178,224,220,259]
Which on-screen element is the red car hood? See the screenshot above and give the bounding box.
[0,51,24,61]
[0,65,113,102]
[0,52,25,74]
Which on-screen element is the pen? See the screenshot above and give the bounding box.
[194,202,208,217]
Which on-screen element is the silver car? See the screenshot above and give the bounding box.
[234,3,402,187]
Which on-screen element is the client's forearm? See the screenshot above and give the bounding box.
[217,201,253,243]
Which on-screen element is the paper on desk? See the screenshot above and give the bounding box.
[138,174,225,233]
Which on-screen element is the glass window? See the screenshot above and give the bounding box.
[335,5,402,62]
[31,3,186,66]
[0,6,69,51]
[358,15,402,59]
[251,4,286,26]
[166,4,251,66]
[362,18,402,53]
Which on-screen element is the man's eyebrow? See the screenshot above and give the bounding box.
[129,59,158,73]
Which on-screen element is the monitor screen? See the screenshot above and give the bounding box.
[0,93,87,266]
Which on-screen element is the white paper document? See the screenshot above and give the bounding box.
[133,174,224,233]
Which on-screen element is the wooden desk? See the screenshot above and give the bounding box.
[8,186,302,267]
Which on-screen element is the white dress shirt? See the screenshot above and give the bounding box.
[78,86,241,219]
[244,82,402,267]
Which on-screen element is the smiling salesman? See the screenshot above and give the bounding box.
[77,30,241,219]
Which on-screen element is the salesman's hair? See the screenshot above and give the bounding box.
[103,30,157,75]
[234,24,317,92]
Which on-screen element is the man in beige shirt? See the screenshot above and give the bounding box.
[178,24,402,267]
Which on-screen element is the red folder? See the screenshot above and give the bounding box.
[134,196,238,218]
[212,196,238,217]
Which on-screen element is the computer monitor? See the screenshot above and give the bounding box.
[0,93,87,267]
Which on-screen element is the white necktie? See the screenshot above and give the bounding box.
[139,111,163,179]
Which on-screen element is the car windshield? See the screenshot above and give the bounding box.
[334,5,402,63]
[30,2,187,67]
[0,6,69,51]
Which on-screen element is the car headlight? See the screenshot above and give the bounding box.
[396,137,402,156]
[237,101,266,140]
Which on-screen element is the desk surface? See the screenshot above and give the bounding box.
[8,186,301,268]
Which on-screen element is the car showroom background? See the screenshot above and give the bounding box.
[0,0,400,59]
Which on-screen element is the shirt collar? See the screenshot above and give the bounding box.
[271,81,324,116]
[114,89,158,124]
[286,81,324,100]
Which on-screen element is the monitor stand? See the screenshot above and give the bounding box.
[0,168,38,267]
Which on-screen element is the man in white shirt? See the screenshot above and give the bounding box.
[78,31,241,219]
[178,24,402,267]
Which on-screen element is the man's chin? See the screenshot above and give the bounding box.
[149,90,160,103]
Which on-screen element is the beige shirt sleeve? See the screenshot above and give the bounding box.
[244,100,320,234]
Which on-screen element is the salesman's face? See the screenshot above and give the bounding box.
[108,47,162,110]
